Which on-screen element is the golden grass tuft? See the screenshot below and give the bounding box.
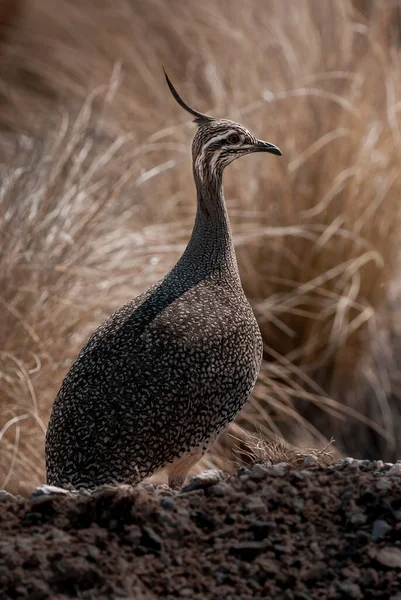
[237,433,338,468]
[1,0,401,493]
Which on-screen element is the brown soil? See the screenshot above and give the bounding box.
[1,461,401,600]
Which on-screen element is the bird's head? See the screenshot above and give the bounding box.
[164,69,282,183]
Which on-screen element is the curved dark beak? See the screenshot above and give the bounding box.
[253,140,282,156]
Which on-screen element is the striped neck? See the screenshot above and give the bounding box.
[177,166,240,279]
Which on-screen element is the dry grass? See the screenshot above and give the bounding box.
[1,0,401,493]
[237,433,338,468]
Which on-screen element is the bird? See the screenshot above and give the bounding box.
[45,70,282,490]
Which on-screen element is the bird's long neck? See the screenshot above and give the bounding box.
[177,165,240,280]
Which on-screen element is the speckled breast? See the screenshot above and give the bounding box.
[46,270,263,486]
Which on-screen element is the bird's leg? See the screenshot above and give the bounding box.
[166,449,203,489]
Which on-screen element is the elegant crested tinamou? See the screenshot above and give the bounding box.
[45,70,282,489]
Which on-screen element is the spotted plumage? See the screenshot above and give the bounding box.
[45,71,282,489]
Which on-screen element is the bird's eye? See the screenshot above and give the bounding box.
[227,133,240,145]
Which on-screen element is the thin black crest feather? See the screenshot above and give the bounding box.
[163,67,213,125]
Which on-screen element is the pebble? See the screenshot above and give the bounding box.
[125,525,141,546]
[30,485,71,498]
[303,455,318,467]
[137,482,157,492]
[182,469,224,492]
[229,539,270,560]
[348,459,369,468]
[376,479,392,490]
[29,485,72,505]
[141,526,163,551]
[340,458,362,470]
[50,530,72,544]
[371,519,391,541]
[160,497,175,510]
[249,464,269,481]
[179,588,193,597]
[375,546,401,568]
[338,582,362,599]
[265,462,290,477]
[87,545,100,560]
[386,463,401,477]
[206,482,231,496]
[349,463,361,471]
[310,541,324,559]
[245,496,268,514]
[0,489,15,502]
[298,469,314,477]
[349,511,367,526]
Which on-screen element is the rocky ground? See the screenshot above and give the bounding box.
[1,459,401,599]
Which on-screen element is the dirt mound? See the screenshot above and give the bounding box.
[1,460,401,599]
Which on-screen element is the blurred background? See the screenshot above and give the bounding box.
[1,0,401,494]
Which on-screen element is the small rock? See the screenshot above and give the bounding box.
[182,469,224,492]
[193,510,216,530]
[356,530,371,543]
[355,459,371,467]
[87,545,100,560]
[361,568,379,587]
[342,457,355,466]
[376,479,392,491]
[375,546,401,568]
[297,469,314,478]
[141,526,163,551]
[206,482,231,496]
[303,455,318,467]
[16,536,33,551]
[0,489,15,502]
[137,482,156,492]
[157,484,172,492]
[349,511,367,526]
[160,497,175,510]
[338,582,362,598]
[245,496,267,513]
[293,500,304,513]
[386,463,401,477]
[291,471,305,481]
[348,461,361,471]
[29,485,71,504]
[303,562,327,581]
[50,530,72,545]
[310,541,324,559]
[371,519,391,542]
[31,484,71,497]
[126,525,141,545]
[249,520,277,540]
[249,464,269,481]
[229,540,270,561]
[274,543,291,554]
[266,462,290,477]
